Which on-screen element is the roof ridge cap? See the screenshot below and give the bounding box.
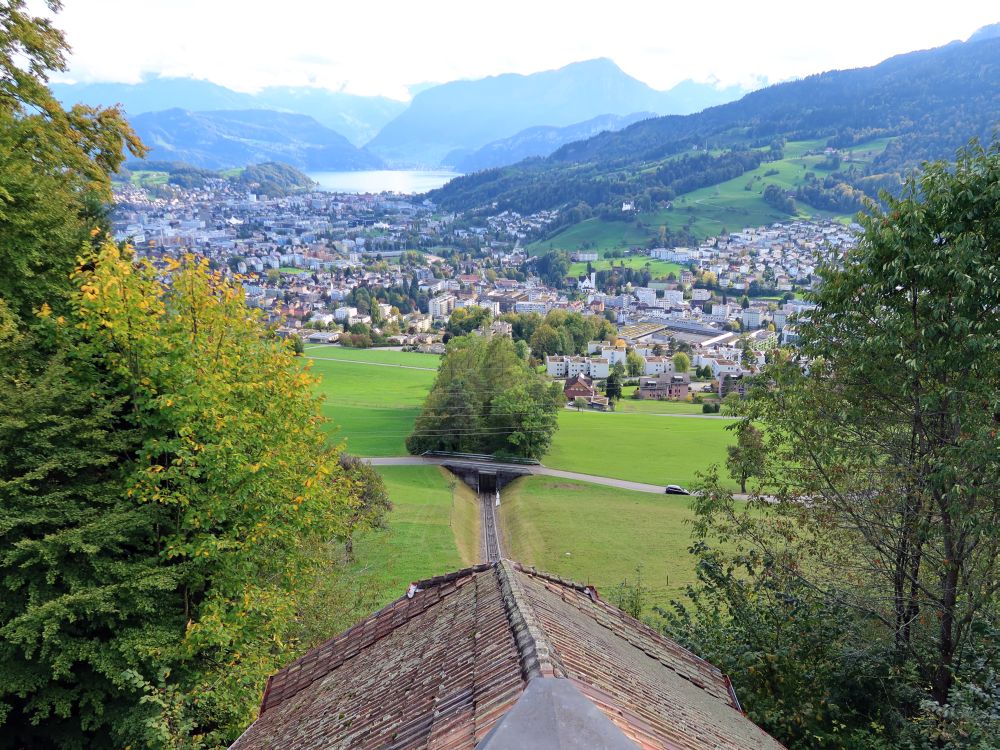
[516,563,599,600]
[496,559,565,681]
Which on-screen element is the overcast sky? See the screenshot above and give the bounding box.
[44,0,998,100]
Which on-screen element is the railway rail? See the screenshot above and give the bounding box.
[480,490,503,563]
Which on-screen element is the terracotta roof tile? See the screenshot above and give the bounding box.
[231,562,784,750]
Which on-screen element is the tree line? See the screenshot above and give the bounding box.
[0,6,384,746]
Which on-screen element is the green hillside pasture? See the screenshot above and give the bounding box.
[568,257,683,279]
[130,170,169,186]
[546,409,735,487]
[307,352,437,456]
[528,217,652,255]
[531,138,890,250]
[350,466,478,609]
[499,476,701,611]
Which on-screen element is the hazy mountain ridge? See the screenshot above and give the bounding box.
[444,112,655,173]
[129,109,384,171]
[52,77,406,146]
[430,34,1000,214]
[366,58,748,167]
[55,63,748,171]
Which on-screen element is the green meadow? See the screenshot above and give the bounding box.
[528,217,652,255]
[307,346,735,483]
[545,409,735,488]
[351,466,479,607]
[612,394,712,415]
[129,170,169,187]
[499,476,701,611]
[567,256,684,278]
[306,348,438,456]
[305,344,441,368]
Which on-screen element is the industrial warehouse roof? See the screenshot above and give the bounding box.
[230,560,784,750]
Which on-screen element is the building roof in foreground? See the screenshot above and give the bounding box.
[231,560,784,750]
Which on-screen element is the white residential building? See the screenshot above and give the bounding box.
[643,356,675,376]
[545,355,610,380]
[741,309,762,329]
[429,294,456,320]
[711,359,743,379]
[635,288,657,306]
[514,300,551,315]
[334,306,358,322]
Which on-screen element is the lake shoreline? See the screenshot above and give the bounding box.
[307,169,462,195]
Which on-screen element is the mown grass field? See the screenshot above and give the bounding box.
[306,346,734,481]
[306,344,441,368]
[306,347,438,456]
[546,409,735,488]
[612,390,714,415]
[499,476,701,612]
[350,466,479,607]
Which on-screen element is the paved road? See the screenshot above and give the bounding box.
[565,406,738,421]
[364,455,751,498]
[530,466,667,494]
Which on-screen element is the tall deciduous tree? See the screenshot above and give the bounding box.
[0,0,143,319]
[406,335,563,459]
[725,422,765,493]
[626,349,645,377]
[706,140,1000,730]
[672,351,690,374]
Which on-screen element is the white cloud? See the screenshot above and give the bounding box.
[47,0,998,99]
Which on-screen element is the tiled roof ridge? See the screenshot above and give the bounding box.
[512,562,601,600]
[408,562,493,594]
[497,559,566,681]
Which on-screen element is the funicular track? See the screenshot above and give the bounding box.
[478,472,503,563]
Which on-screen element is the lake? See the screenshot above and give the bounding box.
[307,170,462,195]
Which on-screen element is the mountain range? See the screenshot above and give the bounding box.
[53,78,405,147]
[128,109,383,171]
[429,29,1000,216]
[365,59,746,167]
[53,62,749,172]
[445,112,655,173]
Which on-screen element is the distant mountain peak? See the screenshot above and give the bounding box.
[968,22,1000,43]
